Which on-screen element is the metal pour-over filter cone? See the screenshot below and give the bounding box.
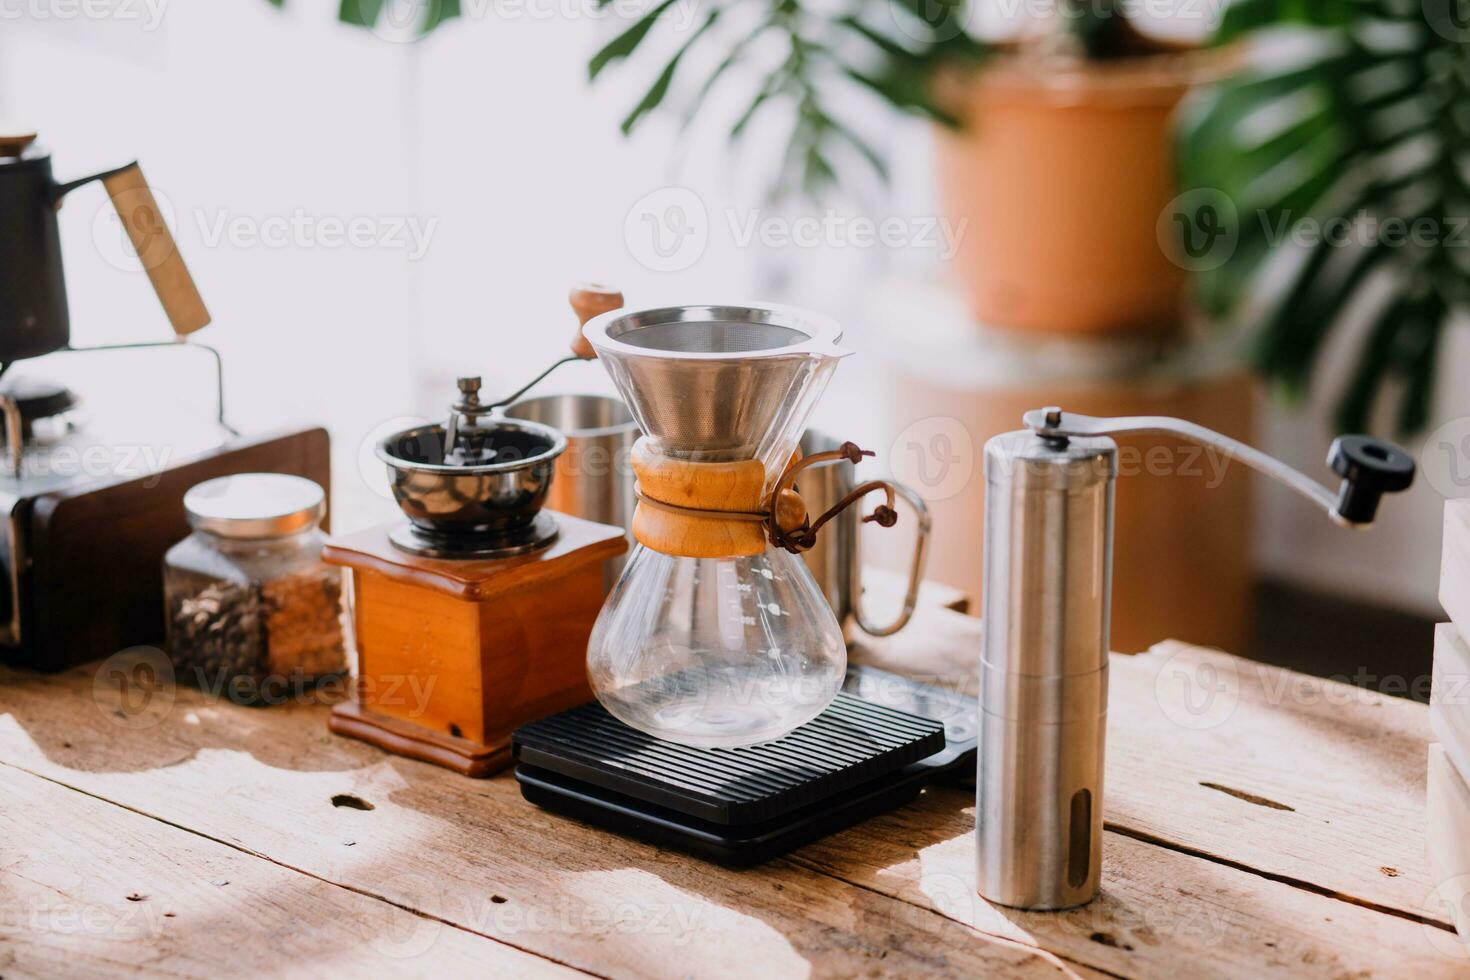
[582,304,847,492]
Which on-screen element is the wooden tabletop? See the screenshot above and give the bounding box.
[0,603,1462,978]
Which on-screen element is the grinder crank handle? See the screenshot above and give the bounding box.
[479,284,627,411]
[1022,407,1416,528]
[567,283,623,359]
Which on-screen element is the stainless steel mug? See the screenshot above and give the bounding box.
[502,394,639,579]
[799,431,932,641]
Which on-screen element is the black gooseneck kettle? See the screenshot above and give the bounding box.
[0,130,210,365]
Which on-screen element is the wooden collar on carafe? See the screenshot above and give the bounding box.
[630,437,899,560]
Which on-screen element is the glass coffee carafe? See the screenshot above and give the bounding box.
[582,304,851,748]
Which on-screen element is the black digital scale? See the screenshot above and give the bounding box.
[513,666,978,867]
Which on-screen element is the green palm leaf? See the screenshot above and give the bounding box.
[1178,0,1467,433]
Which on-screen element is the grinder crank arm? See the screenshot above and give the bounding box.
[445,284,626,449]
[482,285,622,412]
[468,283,624,414]
[1022,407,1417,528]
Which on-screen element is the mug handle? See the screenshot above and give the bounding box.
[851,480,932,637]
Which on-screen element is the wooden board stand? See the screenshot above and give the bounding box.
[323,512,627,777]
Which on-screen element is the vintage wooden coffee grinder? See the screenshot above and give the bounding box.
[325,288,628,776]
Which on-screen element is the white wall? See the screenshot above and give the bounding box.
[1256,321,1470,615]
[0,1,426,526]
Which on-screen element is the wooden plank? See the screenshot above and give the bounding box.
[792,785,1463,977]
[0,762,580,978]
[0,662,1071,979]
[1108,641,1438,919]
[5,624,1457,976]
[857,610,1442,921]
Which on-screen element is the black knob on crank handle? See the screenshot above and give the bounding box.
[1327,435,1416,525]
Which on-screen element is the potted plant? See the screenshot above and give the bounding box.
[1175,0,1465,435]
[933,10,1220,336]
[577,0,1215,336]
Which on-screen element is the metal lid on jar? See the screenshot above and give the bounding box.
[184,474,326,539]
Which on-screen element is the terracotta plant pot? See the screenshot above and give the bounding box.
[935,54,1220,337]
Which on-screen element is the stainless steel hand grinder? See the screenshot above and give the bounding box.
[977,407,1417,910]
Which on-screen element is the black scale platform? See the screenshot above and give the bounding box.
[512,667,978,867]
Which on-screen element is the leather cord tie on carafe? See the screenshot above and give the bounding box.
[630,438,898,559]
[767,442,898,553]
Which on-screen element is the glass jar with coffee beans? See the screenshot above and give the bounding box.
[164,474,347,706]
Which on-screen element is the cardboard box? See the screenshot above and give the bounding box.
[1442,500,1470,640]
[1427,742,1470,943]
[1433,624,1470,782]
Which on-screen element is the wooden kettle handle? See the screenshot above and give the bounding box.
[101,164,211,336]
[567,283,623,359]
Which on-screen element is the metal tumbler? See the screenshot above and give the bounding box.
[799,431,932,642]
[977,428,1116,910]
[501,394,639,581]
